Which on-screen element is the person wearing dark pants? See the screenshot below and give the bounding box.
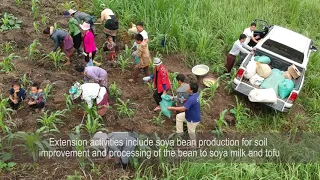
[143,58,171,111]
[225,34,251,73]
[65,11,83,55]
[8,81,26,111]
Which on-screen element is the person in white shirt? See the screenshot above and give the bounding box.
[136,22,149,43]
[69,82,109,116]
[225,34,252,73]
[242,22,260,50]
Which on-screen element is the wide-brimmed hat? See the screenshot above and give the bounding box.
[68,9,77,15]
[69,82,82,100]
[153,58,162,66]
[80,22,91,31]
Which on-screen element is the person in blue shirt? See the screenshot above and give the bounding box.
[168,83,201,147]
[8,81,26,111]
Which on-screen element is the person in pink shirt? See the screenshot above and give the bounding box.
[80,22,97,66]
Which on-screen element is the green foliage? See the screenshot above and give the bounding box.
[199,90,211,110]
[0,96,13,134]
[108,82,122,99]
[15,0,22,6]
[115,98,136,118]
[20,74,32,89]
[64,94,73,111]
[33,21,40,33]
[0,41,15,55]
[41,15,48,25]
[0,53,20,73]
[0,160,16,172]
[223,68,237,94]
[58,1,77,10]
[211,109,228,137]
[29,39,42,60]
[81,114,105,137]
[147,82,154,94]
[152,112,164,126]
[11,127,54,162]
[168,72,179,93]
[82,103,101,120]
[305,91,320,114]
[37,110,66,132]
[47,50,65,69]
[66,170,84,180]
[203,77,220,100]
[211,62,226,75]
[31,0,39,19]
[0,13,22,32]
[43,83,54,99]
[230,96,250,129]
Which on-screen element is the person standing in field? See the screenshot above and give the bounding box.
[91,131,138,169]
[103,36,117,61]
[242,22,260,50]
[43,26,74,66]
[143,58,171,111]
[136,22,149,43]
[129,34,151,82]
[75,65,108,87]
[69,82,109,116]
[8,81,26,112]
[101,8,119,41]
[80,22,97,67]
[172,74,189,107]
[225,34,251,73]
[64,11,83,56]
[167,83,201,147]
[68,9,96,33]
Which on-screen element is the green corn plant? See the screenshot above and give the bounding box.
[211,109,228,137]
[211,62,226,75]
[152,112,164,126]
[10,127,55,162]
[0,54,19,73]
[47,50,65,69]
[230,96,249,129]
[0,13,22,32]
[37,110,66,132]
[15,0,22,6]
[41,15,48,25]
[69,125,92,169]
[0,41,15,55]
[199,90,211,110]
[147,82,154,94]
[33,21,40,33]
[66,170,84,180]
[43,83,54,100]
[81,114,105,137]
[168,72,179,93]
[82,103,101,120]
[115,98,136,118]
[223,67,237,94]
[116,54,130,73]
[0,96,13,134]
[31,0,39,19]
[54,22,59,30]
[64,94,73,111]
[29,39,42,60]
[203,77,220,100]
[108,82,121,99]
[20,74,32,89]
[58,1,77,10]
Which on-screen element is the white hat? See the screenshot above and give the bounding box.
[80,22,91,31]
[68,9,77,15]
[153,58,162,66]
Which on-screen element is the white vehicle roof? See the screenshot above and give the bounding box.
[256,25,312,68]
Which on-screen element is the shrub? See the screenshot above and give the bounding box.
[0,13,22,32]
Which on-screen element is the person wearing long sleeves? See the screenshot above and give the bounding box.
[80,22,97,67]
[68,9,96,33]
[43,27,74,65]
[92,131,138,169]
[75,66,108,87]
[143,58,171,111]
[225,34,251,73]
[69,82,109,116]
[8,81,26,111]
[65,11,83,55]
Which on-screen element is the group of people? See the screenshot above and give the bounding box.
[7,6,203,169]
[225,22,260,72]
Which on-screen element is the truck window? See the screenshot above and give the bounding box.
[262,39,304,64]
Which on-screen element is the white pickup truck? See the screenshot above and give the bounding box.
[233,24,317,112]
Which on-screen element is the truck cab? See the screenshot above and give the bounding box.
[233,25,317,112]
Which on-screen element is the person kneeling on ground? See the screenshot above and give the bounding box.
[43,26,74,66]
[8,81,26,112]
[75,65,108,87]
[28,83,46,113]
[225,34,251,73]
[91,131,138,169]
[69,82,109,116]
[167,83,201,147]
[129,34,151,82]
[143,58,171,111]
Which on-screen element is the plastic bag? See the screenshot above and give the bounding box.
[260,69,285,95]
[256,63,272,78]
[160,94,174,118]
[249,74,264,86]
[278,79,294,99]
[244,60,256,79]
[248,88,277,103]
[254,55,271,64]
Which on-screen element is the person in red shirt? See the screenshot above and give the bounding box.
[143,58,171,111]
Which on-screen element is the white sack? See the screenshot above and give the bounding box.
[248,88,277,103]
[249,74,264,86]
[244,59,257,79]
